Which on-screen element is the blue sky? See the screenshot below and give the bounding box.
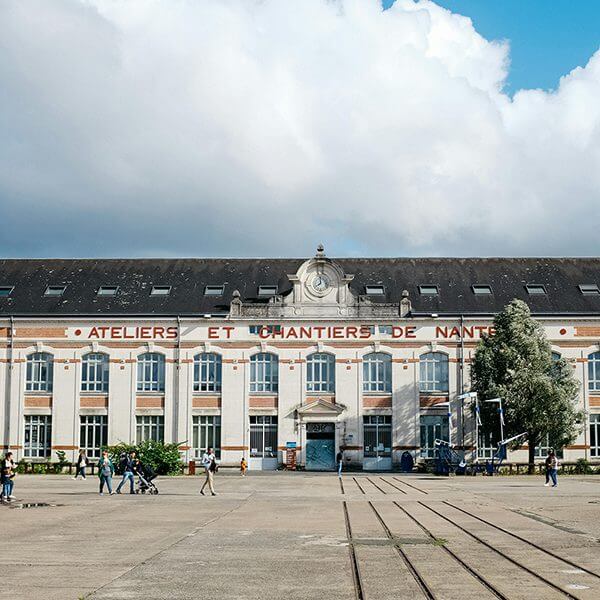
[384,0,600,92]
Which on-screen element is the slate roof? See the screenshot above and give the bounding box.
[0,258,599,317]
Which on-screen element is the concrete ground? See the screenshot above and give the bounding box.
[2,472,600,600]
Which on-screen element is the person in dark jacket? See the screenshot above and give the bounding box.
[116,451,138,494]
[73,449,89,480]
[336,451,343,478]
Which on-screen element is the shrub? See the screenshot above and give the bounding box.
[104,440,183,475]
[575,458,593,475]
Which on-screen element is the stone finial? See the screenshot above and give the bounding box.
[316,244,325,258]
[400,289,412,318]
[230,289,242,317]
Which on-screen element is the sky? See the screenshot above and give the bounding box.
[1,0,599,259]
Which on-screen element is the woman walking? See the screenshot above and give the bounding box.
[548,450,559,488]
[1,452,16,502]
[73,449,89,480]
[97,450,115,495]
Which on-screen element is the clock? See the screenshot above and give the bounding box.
[311,274,330,293]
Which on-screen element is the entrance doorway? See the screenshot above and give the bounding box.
[305,422,335,470]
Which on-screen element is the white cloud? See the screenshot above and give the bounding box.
[0,0,599,257]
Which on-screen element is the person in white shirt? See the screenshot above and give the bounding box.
[200,447,217,496]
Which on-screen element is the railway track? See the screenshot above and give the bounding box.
[343,501,365,600]
[352,476,366,494]
[443,500,600,581]
[392,476,429,494]
[378,477,408,494]
[365,477,388,494]
[368,501,437,599]
[418,501,584,600]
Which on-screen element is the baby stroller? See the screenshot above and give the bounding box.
[135,463,159,495]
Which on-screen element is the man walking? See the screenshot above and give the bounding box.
[336,450,343,478]
[116,451,138,494]
[200,447,217,496]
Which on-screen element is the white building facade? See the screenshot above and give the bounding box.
[1,250,600,469]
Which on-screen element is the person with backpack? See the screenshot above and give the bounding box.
[199,447,218,496]
[73,449,89,480]
[97,450,115,495]
[1,452,16,502]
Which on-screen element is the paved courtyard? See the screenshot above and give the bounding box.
[2,472,600,600]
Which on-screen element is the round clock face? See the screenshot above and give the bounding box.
[311,274,330,293]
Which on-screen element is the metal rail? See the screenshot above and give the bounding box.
[418,502,582,600]
[378,477,408,495]
[392,476,429,495]
[394,502,509,600]
[353,477,366,495]
[365,477,387,494]
[443,500,600,580]
[368,502,437,600]
[343,501,365,600]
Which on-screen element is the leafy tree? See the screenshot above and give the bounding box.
[471,299,581,473]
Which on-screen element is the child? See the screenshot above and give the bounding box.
[240,457,247,477]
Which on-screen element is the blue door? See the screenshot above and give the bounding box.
[306,423,336,470]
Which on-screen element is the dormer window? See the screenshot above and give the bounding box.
[258,285,278,297]
[472,285,493,295]
[579,284,600,295]
[97,286,119,297]
[419,285,439,296]
[0,286,14,298]
[365,285,385,295]
[44,285,66,297]
[204,285,225,296]
[150,286,171,296]
[525,284,547,295]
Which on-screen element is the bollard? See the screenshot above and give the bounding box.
[188,459,196,475]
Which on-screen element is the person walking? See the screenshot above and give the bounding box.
[116,451,138,495]
[97,450,115,495]
[544,453,552,486]
[548,451,559,488]
[336,450,343,478]
[1,452,16,502]
[200,447,217,496]
[73,449,89,480]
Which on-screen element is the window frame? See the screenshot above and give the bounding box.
[204,285,225,296]
[363,415,392,457]
[26,352,54,392]
[365,285,385,295]
[136,415,164,443]
[249,352,279,393]
[192,415,221,459]
[44,285,66,297]
[150,286,172,296]
[97,286,119,296]
[306,352,336,394]
[193,352,222,392]
[24,415,52,459]
[589,352,600,392]
[79,415,108,459]
[362,352,392,393]
[590,414,600,458]
[418,285,439,296]
[471,284,493,295]
[249,415,278,458]
[579,284,600,295]
[0,286,14,298]
[137,352,166,392]
[258,285,278,297]
[525,283,547,295]
[81,352,110,393]
[419,351,449,393]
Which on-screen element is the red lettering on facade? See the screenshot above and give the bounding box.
[208,327,219,339]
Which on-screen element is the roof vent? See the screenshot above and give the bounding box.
[525,284,547,295]
[204,285,225,296]
[365,285,385,296]
[418,285,439,296]
[98,286,119,297]
[579,284,600,295]
[44,285,66,297]
[258,285,278,297]
[150,286,171,296]
[0,286,14,298]
[472,284,493,295]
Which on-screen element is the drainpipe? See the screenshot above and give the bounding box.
[175,316,181,449]
[5,316,14,450]
[459,315,466,451]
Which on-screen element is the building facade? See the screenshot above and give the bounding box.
[1,249,600,469]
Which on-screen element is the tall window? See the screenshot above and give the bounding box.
[137,353,165,392]
[81,353,109,393]
[591,414,600,458]
[420,415,449,459]
[363,415,392,457]
[589,352,600,392]
[136,415,164,442]
[24,415,52,458]
[194,353,222,392]
[26,352,53,392]
[250,353,279,393]
[250,416,278,458]
[419,352,449,393]
[192,415,221,459]
[363,352,392,393]
[80,415,108,459]
[306,352,335,393]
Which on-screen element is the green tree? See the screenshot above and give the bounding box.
[471,299,581,473]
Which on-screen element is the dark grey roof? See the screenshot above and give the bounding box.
[0,258,599,317]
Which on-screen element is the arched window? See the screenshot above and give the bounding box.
[194,352,222,392]
[419,352,449,393]
[307,352,335,393]
[589,352,600,392]
[26,352,53,392]
[363,352,392,393]
[81,352,109,393]
[137,353,165,392]
[250,353,279,393]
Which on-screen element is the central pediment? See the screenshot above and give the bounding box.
[296,398,346,417]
